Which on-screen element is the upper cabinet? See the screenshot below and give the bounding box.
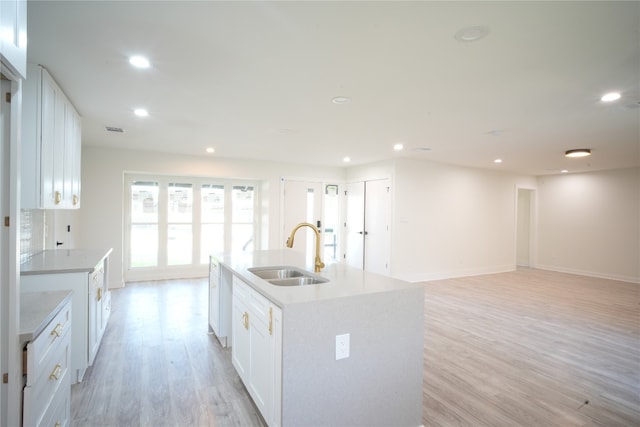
[0,0,27,79]
[22,64,82,209]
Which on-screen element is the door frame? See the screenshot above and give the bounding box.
[515,186,537,268]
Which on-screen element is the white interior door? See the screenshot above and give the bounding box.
[364,179,391,275]
[344,181,365,269]
[345,179,391,275]
[282,180,322,258]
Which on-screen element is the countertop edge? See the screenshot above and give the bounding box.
[20,248,113,275]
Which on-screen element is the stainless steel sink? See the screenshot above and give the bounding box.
[248,266,329,286]
[248,266,304,280]
[268,276,328,286]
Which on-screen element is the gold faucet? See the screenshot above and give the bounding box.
[286,222,325,272]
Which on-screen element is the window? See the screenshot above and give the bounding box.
[125,175,258,280]
[130,181,159,268]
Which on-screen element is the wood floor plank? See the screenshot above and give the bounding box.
[71,270,639,426]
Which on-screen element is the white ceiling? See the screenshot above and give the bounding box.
[26,1,639,175]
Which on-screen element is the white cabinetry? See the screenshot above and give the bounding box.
[21,256,111,383]
[0,0,27,78]
[231,276,282,427]
[22,63,82,209]
[208,257,232,346]
[23,298,72,427]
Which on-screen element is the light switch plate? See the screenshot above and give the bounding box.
[336,333,350,360]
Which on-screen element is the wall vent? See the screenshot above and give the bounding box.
[105,126,124,133]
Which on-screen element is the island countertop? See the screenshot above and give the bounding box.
[21,248,113,275]
[214,249,421,307]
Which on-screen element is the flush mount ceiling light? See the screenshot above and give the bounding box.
[332,96,352,105]
[393,143,404,151]
[343,156,351,163]
[494,158,503,164]
[601,92,621,102]
[454,26,490,42]
[129,55,151,69]
[205,147,215,154]
[565,149,591,158]
[134,108,149,117]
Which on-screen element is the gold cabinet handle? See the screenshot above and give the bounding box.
[54,191,61,205]
[49,364,62,381]
[97,287,102,301]
[242,312,249,330]
[72,194,79,206]
[55,422,61,427]
[50,323,63,338]
[269,307,273,336]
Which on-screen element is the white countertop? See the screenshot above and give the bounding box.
[21,248,113,275]
[214,249,422,307]
[20,290,73,343]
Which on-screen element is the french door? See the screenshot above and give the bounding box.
[124,174,257,281]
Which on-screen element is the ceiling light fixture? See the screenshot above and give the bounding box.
[454,26,490,42]
[561,169,569,173]
[393,143,404,151]
[343,156,351,163]
[565,149,591,158]
[332,96,352,105]
[206,147,215,154]
[134,108,149,117]
[129,55,151,69]
[601,92,621,102]
[494,158,503,164]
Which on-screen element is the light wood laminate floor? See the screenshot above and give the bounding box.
[71,269,639,426]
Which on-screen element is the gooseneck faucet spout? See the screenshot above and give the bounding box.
[286,222,325,273]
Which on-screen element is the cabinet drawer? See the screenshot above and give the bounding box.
[25,302,71,386]
[35,365,71,427]
[23,330,70,426]
[90,261,104,287]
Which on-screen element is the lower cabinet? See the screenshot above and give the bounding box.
[231,276,282,426]
[21,257,111,383]
[23,298,72,427]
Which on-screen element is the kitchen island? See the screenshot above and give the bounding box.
[212,249,424,427]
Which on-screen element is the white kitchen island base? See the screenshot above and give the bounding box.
[213,250,424,427]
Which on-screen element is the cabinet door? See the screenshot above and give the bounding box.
[208,259,220,335]
[0,0,27,78]
[231,281,250,382]
[40,71,57,208]
[248,308,272,421]
[52,88,66,207]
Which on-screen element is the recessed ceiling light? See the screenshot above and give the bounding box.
[343,156,351,163]
[494,158,503,164]
[561,169,569,173]
[565,149,591,158]
[332,96,352,105]
[129,55,151,69]
[206,147,215,154]
[454,26,490,42]
[393,143,404,151]
[601,92,621,102]
[134,108,149,117]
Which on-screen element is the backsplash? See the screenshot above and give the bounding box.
[20,209,46,264]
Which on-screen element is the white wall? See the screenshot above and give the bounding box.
[537,167,640,283]
[79,146,345,288]
[390,158,536,282]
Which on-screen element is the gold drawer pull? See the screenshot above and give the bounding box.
[72,194,79,206]
[242,312,249,330]
[51,323,63,338]
[54,191,61,205]
[49,364,62,381]
[97,287,102,301]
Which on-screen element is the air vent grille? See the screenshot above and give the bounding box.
[105,126,124,133]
